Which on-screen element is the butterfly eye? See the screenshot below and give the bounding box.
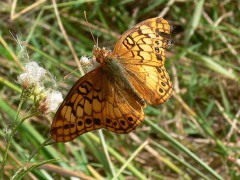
[95,57,101,63]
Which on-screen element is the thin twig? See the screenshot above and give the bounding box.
[158,0,175,17]
[62,14,120,39]
[39,164,98,180]
[203,11,238,57]
[51,0,84,75]
[112,139,148,180]
[11,0,46,20]
[215,101,240,135]
[0,35,24,70]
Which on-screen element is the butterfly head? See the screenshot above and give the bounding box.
[93,46,113,64]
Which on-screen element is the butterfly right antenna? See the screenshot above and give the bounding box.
[84,11,97,47]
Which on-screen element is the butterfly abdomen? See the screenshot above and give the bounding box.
[101,57,146,106]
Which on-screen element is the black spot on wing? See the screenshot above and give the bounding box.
[93,118,101,125]
[86,118,92,125]
[156,54,162,61]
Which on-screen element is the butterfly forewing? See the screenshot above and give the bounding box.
[50,69,104,142]
[51,69,144,142]
[113,17,171,66]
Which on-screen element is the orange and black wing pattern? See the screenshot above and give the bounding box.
[113,17,171,66]
[113,17,173,105]
[51,69,144,142]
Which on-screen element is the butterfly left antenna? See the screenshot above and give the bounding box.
[97,37,99,48]
[63,67,80,80]
[84,11,97,47]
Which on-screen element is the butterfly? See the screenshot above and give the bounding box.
[50,17,173,142]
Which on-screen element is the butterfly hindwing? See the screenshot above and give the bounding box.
[103,80,144,134]
[124,64,173,105]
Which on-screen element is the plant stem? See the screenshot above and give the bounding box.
[0,91,39,179]
[98,130,116,178]
[11,136,52,180]
[0,90,26,178]
[112,140,148,180]
[13,90,25,125]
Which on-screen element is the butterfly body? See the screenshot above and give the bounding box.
[51,17,173,142]
[98,54,146,106]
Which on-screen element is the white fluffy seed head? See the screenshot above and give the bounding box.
[17,62,47,89]
[38,89,63,114]
[80,56,92,66]
[80,56,100,73]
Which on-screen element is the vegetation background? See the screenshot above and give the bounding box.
[0,0,239,179]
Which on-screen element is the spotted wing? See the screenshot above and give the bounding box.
[124,65,172,105]
[50,69,144,142]
[113,17,173,105]
[102,75,144,135]
[113,17,171,66]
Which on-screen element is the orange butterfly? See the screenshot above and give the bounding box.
[51,17,173,142]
